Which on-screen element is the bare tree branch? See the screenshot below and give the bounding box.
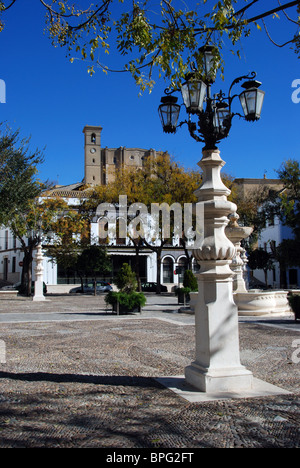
[262,17,296,47]
[278,0,300,24]
[0,0,17,11]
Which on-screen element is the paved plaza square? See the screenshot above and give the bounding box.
[0,295,299,448]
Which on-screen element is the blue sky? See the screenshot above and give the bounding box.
[0,1,299,186]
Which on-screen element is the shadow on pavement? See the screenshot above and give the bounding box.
[0,371,163,388]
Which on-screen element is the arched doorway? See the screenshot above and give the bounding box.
[177,257,188,284]
[162,257,174,284]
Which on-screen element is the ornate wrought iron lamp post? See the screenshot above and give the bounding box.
[158,46,265,147]
[158,47,265,393]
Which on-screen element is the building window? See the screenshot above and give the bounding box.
[12,257,16,273]
[163,257,174,284]
[91,133,96,144]
[178,257,188,283]
[3,258,8,281]
[5,231,8,250]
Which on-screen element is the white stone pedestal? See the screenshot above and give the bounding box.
[33,244,46,302]
[185,149,253,393]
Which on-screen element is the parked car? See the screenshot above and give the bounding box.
[70,281,112,294]
[141,282,168,293]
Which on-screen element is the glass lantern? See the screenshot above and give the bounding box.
[158,96,181,134]
[213,102,231,134]
[199,45,219,83]
[239,80,265,121]
[181,74,207,115]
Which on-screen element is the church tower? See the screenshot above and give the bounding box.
[83,125,102,185]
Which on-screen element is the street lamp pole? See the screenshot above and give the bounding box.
[158,47,265,393]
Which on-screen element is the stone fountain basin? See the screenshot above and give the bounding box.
[234,290,291,316]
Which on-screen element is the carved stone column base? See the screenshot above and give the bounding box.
[185,363,253,394]
[185,264,253,393]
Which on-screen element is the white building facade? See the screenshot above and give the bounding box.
[0,221,197,292]
[255,215,300,289]
[0,227,57,287]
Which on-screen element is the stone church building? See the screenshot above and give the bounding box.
[83,125,165,186]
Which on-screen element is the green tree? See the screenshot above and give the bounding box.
[273,159,300,287]
[231,183,278,248]
[248,248,274,287]
[275,238,300,288]
[76,244,111,295]
[114,263,137,294]
[183,270,198,292]
[44,198,91,287]
[0,1,299,92]
[276,159,300,239]
[0,126,44,225]
[9,197,90,296]
[0,126,45,296]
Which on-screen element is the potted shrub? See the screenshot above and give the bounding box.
[183,270,198,292]
[176,286,191,305]
[176,270,198,304]
[105,290,146,314]
[288,293,300,321]
[105,263,146,314]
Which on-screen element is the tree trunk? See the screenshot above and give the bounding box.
[180,237,193,270]
[21,247,34,296]
[132,238,143,292]
[279,262,287,289]
[264,269,268,288]
[135,250,142,292]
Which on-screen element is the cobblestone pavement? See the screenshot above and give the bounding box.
[0,295,299,448]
